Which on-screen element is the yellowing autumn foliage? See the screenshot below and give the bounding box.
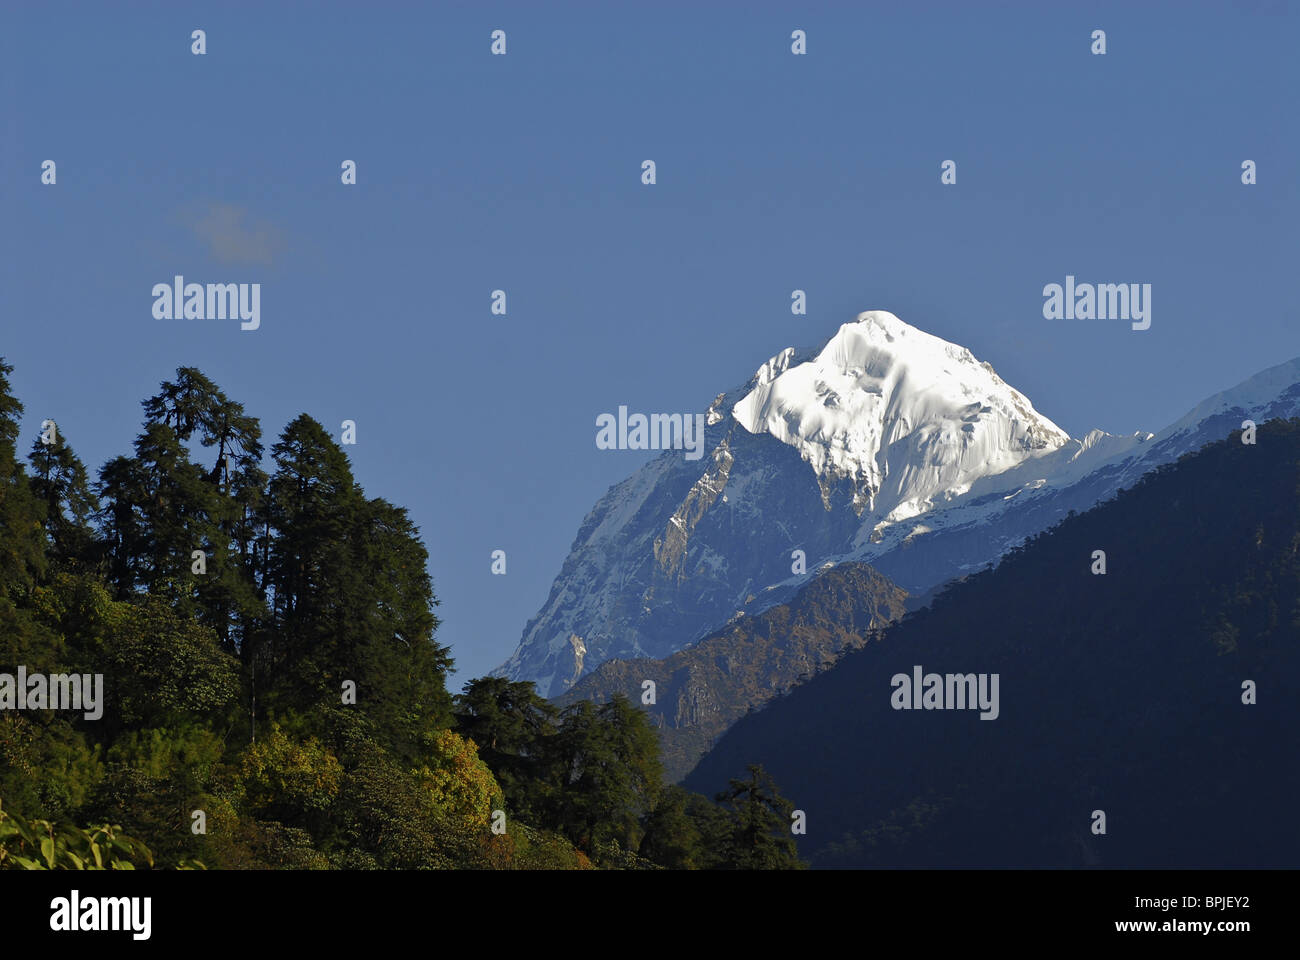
[414,729,502,829]
[240,724,343,815]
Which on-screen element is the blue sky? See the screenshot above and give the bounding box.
[3,1,1297,682]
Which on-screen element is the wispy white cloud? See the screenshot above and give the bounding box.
[188,204,282,265]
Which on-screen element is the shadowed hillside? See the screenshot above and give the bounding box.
[685,419,1300,867]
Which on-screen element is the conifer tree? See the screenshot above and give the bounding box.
[550,695,663,853]
[639,785,711,869]
[263,414,361,714]
[714,764,805,869]
[28,425,99,565]
[454,677,558,819]
[261,415,453,756]
[0,359,46,599]
[141,368,265,651]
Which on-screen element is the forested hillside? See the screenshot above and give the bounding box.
[0,360,802,870]
[686,419,1300,867]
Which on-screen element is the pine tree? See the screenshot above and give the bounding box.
[123,421,216,612]
[350,496,454,756]
[0,359,51,677]
[453,677,558,819]
[714,764,805,869]
[550,695,663,853]
[639,785,710,869]
[261,415,453,757]
[96,454,147,600]
[141,368,265,653]
[142,368,262,482]
[262,414,361,720]
[28,425,99,565]
[0,359,46,600]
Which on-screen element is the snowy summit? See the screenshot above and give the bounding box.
[732,311,1071,523]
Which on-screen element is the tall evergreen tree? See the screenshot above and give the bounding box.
[0,359,50,683]
[639,785,712,869]
[121,421,215,612]
[0,359,46,600]
[142,368,262,482]
[262,415,360,714]
[550,695,663,852]
[713,764,805,869]
[96,454,147,600]
[28,424,99,565]
[141,368,265,652]
[350,496,454,755]
[454,677,558,819]
[261,415,453,757]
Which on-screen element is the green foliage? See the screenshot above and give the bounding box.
[639,785,710,869]
[413,728,502,830]
[0,359,46,600]
[453,677,557,820]
[240,723,343,821]
[0,715,103,821]
[549,695,663,853]
[98,593,241,729]
[328,737,484,869]
[451,676,804,869]
[106,724,225,784]
[258,416,453,758]
[0,798,155,870]
[28,425,98,565]
[712,764,804,869]
[206,818,328,870]
[0,359,797,870]
[486,822,596,870]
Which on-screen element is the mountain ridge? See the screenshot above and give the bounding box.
[555,561,908,782]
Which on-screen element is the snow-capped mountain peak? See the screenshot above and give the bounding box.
[732,311,1071,521]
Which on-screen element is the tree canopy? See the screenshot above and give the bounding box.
[0,360,801,870]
